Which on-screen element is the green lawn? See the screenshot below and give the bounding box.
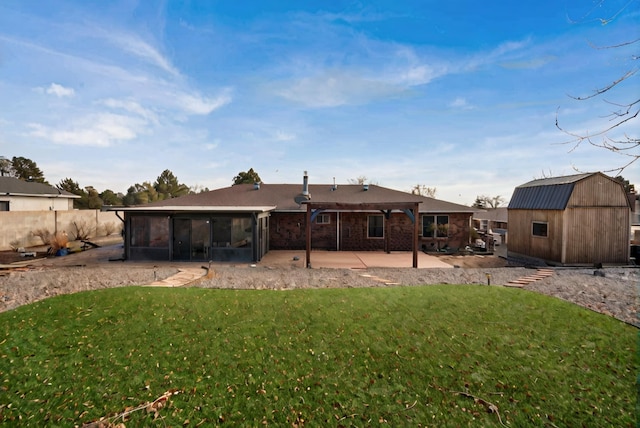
[0,285,636,427]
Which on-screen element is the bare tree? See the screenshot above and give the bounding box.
[410,184,437,198]
[473,195,505,209]
[348,176,379,185]
[556,5,638,175]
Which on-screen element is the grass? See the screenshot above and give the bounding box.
[0,285,636,427]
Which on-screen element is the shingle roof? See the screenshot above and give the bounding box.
[474,207,508,222]
[0,177,79,198]
[138,183,477,213]
[508,173,594,210]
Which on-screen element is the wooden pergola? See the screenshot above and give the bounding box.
[304,201,422,268]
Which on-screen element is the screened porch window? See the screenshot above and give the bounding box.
[130,216,169,248]
[212,217,252,248]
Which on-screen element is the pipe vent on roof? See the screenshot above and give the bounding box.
[363,183,369,191]
[302,171,309,196]
[254,182,260,190]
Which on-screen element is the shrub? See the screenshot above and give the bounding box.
[48,232,69,254]
[32,229,53,245]
[69,220,95,241]
[101,221,119,236]
[9,239,21,252]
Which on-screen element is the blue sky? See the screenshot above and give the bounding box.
[0,0,638,204]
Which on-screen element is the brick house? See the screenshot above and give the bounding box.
[117,175,476,264]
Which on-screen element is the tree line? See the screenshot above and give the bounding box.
[0,156,216,209]
[0,157,269,209]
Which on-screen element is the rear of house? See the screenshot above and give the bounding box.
[508,172,630,266]
[117,177,476,263]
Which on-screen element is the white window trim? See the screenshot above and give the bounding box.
[316,214,330,224]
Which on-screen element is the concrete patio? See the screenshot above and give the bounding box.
[258,250,454,269]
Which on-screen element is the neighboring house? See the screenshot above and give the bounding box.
[0,177,78,211]
[507,172,631,266]
[116,174,477,263]
[631,191,639,241]
[473,207,508,244]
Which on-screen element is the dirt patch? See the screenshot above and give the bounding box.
[433,253,508,268]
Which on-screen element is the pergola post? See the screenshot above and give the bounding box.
[413,202,419,268]
[383,209,391,254]
[305,202,312,268]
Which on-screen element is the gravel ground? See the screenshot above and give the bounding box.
[1,257,637,327]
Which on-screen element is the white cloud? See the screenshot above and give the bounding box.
[174,90,232,115]
[45,83,75,97]
[204,139,221,150]
[275,71,399,108]
[391,46,449,86]
[397,64,441,86]
[27,113,145,147]
[96,29,181,77]
[100,98,159,124]
[274,130,296,142]
[449,97,474,110]
[500,55,557,70]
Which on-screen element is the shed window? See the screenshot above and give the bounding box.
[532,221,548,237]
[316,214,330,224]
[368,215,384,238]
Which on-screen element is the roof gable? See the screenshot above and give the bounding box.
[0,177,78,198]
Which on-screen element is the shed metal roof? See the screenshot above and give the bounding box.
[508,173,594,210]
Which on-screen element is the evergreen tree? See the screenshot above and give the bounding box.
[57,178,88,209]
[233,168,262,185]
[9,156,48,183]
[100,189,123,206]
[154,169,190,199]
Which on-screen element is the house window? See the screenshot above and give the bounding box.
[368,215,384,238]
[422,215,449,238]
[316,214,330,224]
[532,221,548,237]
[0,201,8,211]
